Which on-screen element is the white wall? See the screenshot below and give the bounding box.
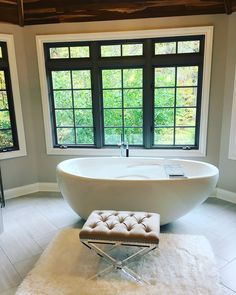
[1,13,236,193]
[218,13,236,192]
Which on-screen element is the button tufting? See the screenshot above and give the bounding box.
[145,227,152,233]
[146,214,152,218]
[90,223,97,229]
[101,217,108,222]
[114,212,119,216]
[129,213,134,217]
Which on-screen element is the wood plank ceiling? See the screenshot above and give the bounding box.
[0,0,236,26]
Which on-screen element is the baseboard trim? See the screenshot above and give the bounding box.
[216,188,236,204]
[4,183,236,204]
[5,182,59,200]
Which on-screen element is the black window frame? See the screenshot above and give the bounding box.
[44,35,205,150]
[0,41,19,153]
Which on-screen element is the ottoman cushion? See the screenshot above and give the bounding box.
[79,210,160,244]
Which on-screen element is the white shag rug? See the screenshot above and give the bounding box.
[16,228,222,295]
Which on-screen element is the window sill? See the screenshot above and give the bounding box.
[46,147,205,157]
[0,149,27,160]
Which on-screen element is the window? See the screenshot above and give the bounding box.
[0,35,26,160]
[0,42,18,152]
[37,27,213,156]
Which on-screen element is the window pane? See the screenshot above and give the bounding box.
[52,71,71,89]
[124,89,142,107]
[72,70,91,89]
[124,109,143,126]
[175,127,195,145]
[0,130,13,148]
[0,91,8,109]
[122,44,143,56]
[176,87,197,107]
[154,128,174,145]
[54,91,72,108]
[124,128,143,144]
[104,128,122,144]
[155,88,175,107]
[176,108,196,126]
[70,46,90,58]
[76,128,94,144]
[55,110,74,127]
[123,69,142,88]
[75,109,93,126]
[50,47,69,59]
[74,90,92,108]
[178,41,200,53]
[177,66,198,86]
[0,110,11,128]
[0,47,2,58]
[155,108,174,126]
[104,109,122,127]
[101,45,121,57]
[155,67,175,87]
[0,71,6,90]
[102,70,121,89]
[57,128,75,144]
[155,42,176,55]
[103,90,122,108]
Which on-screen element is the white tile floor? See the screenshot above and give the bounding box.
[0,192,236,294]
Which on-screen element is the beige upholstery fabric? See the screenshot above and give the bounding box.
[79,210,160,244]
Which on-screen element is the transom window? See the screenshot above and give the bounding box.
[0,42,19,152]
[44,35,205,150]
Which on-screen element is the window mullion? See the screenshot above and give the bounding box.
[143,39,153,149]
[91,42,103,148]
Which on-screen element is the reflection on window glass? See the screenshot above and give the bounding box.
[178,41,200,53]
[101,44,143,57]
[154,128,174,145]
[50,46,90,59]
[101,45,121,57]
[102,68,143,145]
[70,46,90,58]
[51,70,94,145]
[175,127,195,145]
[0,71,14,149]
[155,42,176,55]
[176,88,197,107]
[122,44,143,56]
[177,66,198,86]
[0,46,2,58]
[154,66,198,146]
[50,47,69,59]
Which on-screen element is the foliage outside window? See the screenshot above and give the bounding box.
[44,36,204,149]
[0,42,18,152]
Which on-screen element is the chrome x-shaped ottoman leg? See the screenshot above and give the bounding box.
[82,240,157,285]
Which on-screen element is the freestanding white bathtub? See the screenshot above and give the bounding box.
[57,157,219,225]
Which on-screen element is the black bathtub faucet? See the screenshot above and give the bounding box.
[118,141,129,157]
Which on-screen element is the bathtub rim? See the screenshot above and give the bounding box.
[56,157,219,182]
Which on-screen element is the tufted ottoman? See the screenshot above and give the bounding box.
[79,210,160,284]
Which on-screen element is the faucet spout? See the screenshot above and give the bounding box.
[118,142,129,157]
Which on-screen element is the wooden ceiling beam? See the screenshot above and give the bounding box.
[224,0,232,14]
[17,0,24,26]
